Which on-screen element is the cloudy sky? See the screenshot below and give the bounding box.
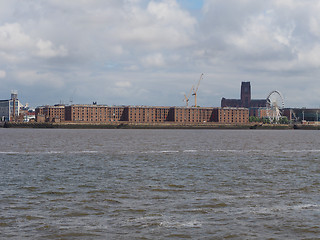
[1,0,320,108]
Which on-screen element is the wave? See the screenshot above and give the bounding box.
[69,150,99,154]
[0,150,100,155]
[282,149,320,153]
[128,215,202,229]
[142,150,180,154]
[292,204,319,210]
[2,148,320,156]
[159,219,202,228]
[250,203,320,215]
[0,151,20,154]
[183,150,198,153]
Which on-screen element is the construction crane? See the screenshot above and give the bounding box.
[183,85,194,107]
[192,73,203,107]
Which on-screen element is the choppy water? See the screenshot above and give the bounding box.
[0,128,319,239]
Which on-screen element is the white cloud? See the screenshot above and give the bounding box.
[115,81,132,88]
[1,0,320,108]
[0,23,68,62]
[0,23,32,50]
[309,15,320,38]
[14,71,64,88]
[141,53,166,67]
[226,13,294,59]
[35,39,68,58]
[297,44,320,68]
[0,70,6,78]
[114,0,196,50]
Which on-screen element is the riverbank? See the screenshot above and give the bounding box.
[2,122,320,130]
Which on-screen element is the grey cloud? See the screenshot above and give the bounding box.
[194,0,320,107]
[0,0,320,108]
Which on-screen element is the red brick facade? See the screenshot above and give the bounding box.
[65,105,127,122]
[127,106,173,123]
[35,105,65,122]
[217,108,249,124]
[36,105,249,124]
[173,107,216,123]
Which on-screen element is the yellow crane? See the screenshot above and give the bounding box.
[192,73,203,107]
[183,85,194,107]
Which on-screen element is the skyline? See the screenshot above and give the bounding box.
[1,0,320,108]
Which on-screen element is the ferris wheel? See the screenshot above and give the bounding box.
[266,90,285,122]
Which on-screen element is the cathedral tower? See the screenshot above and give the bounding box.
[241,82,251,108]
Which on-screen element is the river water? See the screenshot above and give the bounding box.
[0,128,319,239]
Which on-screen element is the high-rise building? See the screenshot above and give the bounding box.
[0,91,21,122]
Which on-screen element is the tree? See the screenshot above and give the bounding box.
[249,116,261,122]
[278,116,289,124]
[262,118,270,124]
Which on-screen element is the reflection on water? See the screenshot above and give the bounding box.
[0,129,319,239]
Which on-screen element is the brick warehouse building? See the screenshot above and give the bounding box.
[217,108,249,123]
[173,107,216,123]
[35,104,249,124]
[35,104,65,122]
[127,106,174,123]
[65,105,127,122]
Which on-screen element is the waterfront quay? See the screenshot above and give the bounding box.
[3,121,319,130]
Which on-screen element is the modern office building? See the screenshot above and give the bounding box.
[283,108,320,123]
[0,91,21,122]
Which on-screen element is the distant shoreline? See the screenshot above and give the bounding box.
[2,122,320,130]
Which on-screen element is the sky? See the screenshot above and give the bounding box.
[1,0,320,108]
